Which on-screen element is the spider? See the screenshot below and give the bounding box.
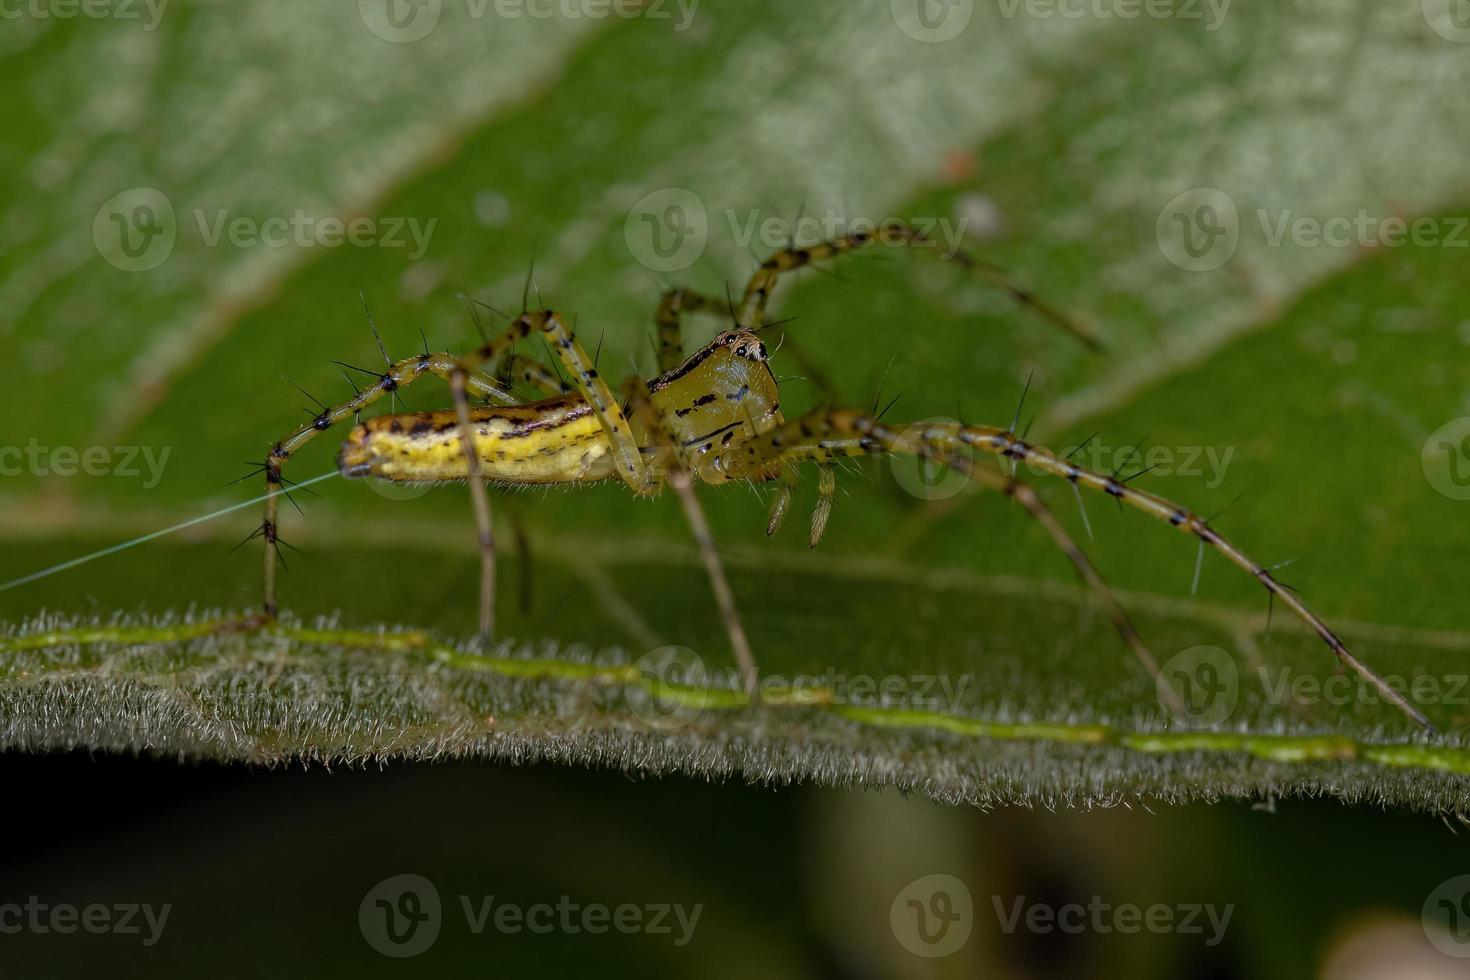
[252,221,1430,729]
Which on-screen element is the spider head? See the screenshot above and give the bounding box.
[711,330,769,363]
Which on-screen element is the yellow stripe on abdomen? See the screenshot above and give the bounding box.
[337,398,615,485]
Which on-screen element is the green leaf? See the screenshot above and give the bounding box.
[4,0,1470,808]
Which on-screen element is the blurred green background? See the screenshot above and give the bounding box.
[3,0,1470,975]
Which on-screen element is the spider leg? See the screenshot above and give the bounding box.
[765,465,796,537]
[809,462,836,549]
[736,220,1101,350]
[763,461,834,548]
[462,296,571,397]
[623,377,759,696]
[259,352,516,620]
[717,431,1161,693]
[713,408,1431,730]
[431,309,658,636]
[655,288,729,373]
[462,310,652,491]
[451,368,495,636]
[498,353,571,397]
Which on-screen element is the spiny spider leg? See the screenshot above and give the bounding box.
[809,462,837,549]
[736,219,1102,350]
[443,309,657,636]
[655,288,729,372]
[451,367,496,636]
[498,354,571,397]
[712,408,1432,730]
[623,377,758,696]
[259,351,517,618]
[961,456,1171,704]
[464,299,571,397]
[727,428,1166,694]
[765,456,838,548]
